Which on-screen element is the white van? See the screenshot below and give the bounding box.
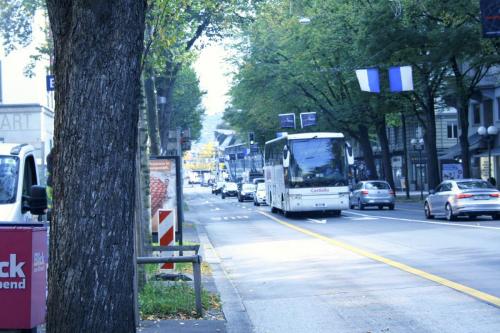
[0,143,47,222]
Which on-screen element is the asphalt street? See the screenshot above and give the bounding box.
[185,186,500,333]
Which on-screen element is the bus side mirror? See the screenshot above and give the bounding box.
[345,142,354,166]
[283,147,290,168]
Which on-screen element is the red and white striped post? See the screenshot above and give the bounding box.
[158,209,176,270]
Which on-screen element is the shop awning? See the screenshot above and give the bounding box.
[439,133,484,160]
[474,147,500,158]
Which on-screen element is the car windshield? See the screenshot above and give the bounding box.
[365,182,390,190]
[257,183,265,190]
[289,138,347,188]
[0,156,19,204]
[456,181,495,190]
[242,184,255,191]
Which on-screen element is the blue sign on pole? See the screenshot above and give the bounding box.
[276,132,288,138]
[279,113,296,128]
[300,112,317,128]
[46,75,55,91]
[480,0,500,38]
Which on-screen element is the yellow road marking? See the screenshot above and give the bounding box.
[259,211,500,307]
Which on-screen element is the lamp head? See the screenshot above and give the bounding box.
[477,126,487,136]
[487,125,499,136]
[410,138,417,145]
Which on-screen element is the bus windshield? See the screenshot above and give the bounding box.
[289,138,347,188]
[0,156,19,204]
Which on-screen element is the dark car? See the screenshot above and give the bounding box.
[238,183,256,202]
[221,182,238,199]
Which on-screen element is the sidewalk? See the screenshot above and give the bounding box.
[138,219,229,333]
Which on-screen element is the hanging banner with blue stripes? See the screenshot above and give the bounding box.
[355,68,380,93]
[279,113,296,128]
[300,112,317,128]
[389,66,414,92]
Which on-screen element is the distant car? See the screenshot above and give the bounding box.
[424,179,500,221]
[252,177,265,185]
[221,182,238,199]
[238,183,256,202]
[254,182,267,206]
[212,181,224,195]
[350,180,395,210]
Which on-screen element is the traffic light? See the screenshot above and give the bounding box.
[249,132,255,144]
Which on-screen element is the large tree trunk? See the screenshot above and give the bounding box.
[46,1,146,332]
[357,124,378,180]
[450,58,472,178]
[375,117,395,190]
[423,93,441,190]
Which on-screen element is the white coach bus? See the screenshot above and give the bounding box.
[264,132,354,216]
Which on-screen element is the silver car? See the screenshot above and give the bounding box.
[424,179,500,220]
[350,180,395,210]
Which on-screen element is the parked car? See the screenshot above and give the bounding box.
[221,182,238,199]
[350,180,395,210]
[254,182,267,206]
[424,179,500,220]
[212,181,225,195]
[238,183,256,202]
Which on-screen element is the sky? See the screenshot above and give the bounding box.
[193,41,236,116]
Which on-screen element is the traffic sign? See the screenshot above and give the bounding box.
[46,75,55,91]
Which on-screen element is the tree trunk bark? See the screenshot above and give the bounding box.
[423,93,441,190]
[144,65,161,156]
[45,1,146,332]
[357,124,378,180]
[450,58,472,178]
[376,117,395,190]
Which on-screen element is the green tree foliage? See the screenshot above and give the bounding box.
[169,65,206,141]
[0,0,43,53]
[226,0,500,187]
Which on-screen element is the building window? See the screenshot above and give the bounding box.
[473,104,481,124]
[497,97,500,120]
[447,122,458,139]
[484,99,493,125]
[0,60,2,103]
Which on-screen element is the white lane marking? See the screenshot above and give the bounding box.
[230,217,236,220]
[210,207,221,211]
[307,218,327,224]
[351,217,378,221]
[210,217,222,221]
[223,217,229,220]
[343,211,500,230]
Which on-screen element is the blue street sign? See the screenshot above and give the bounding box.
[279,113,296,128]
[481,0,500,38]
[46,75,55,91]
[300,112,317,128]
[276,132,288,138]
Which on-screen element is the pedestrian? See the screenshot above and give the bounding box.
[488,177,496,186]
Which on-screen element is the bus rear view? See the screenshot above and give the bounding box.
[264,132,353,216]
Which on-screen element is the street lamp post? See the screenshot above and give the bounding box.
[411,138,425,200]
[477,125,499,180]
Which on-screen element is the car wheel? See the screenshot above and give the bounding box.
[445,203,456,221]
[491,214,500,220]
[350,204,354,209]
[358,199,365,210]
[424,202,434,219]
[388,204,395,210]
[271,206,278,213]
[222,194,225,199]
